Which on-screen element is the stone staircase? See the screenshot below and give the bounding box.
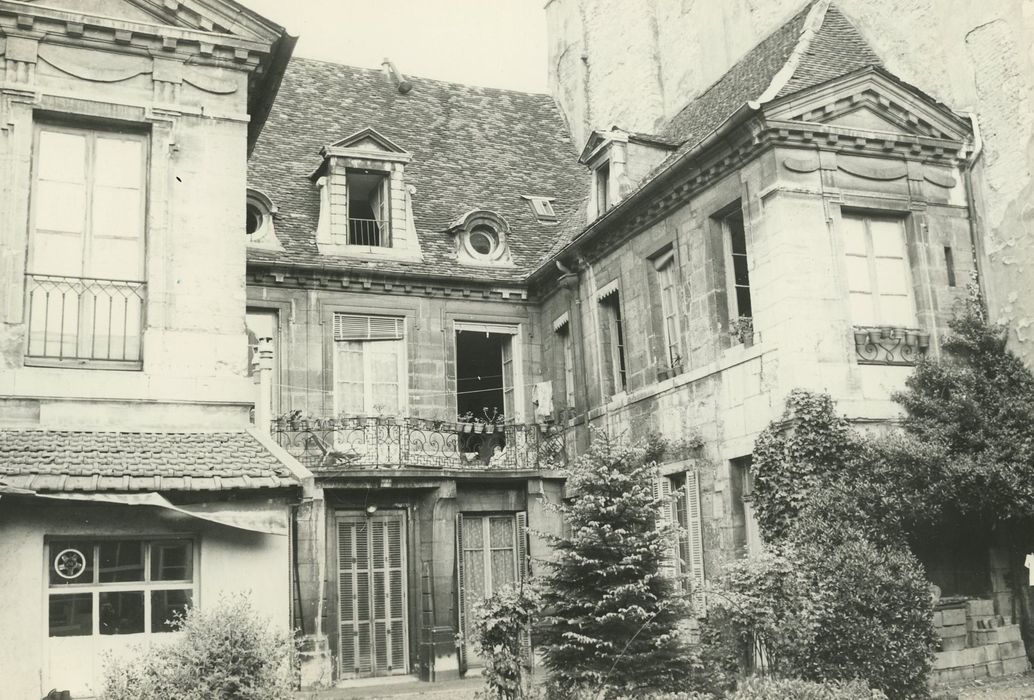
[931,599,1030,685]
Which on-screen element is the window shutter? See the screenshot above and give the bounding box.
[516,511,533,666]
[455,512,467,669]
[685,471,706,615]
[334,314,404,341]
[655,476,678,580]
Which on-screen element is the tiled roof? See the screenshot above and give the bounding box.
[534,1,884,272]
[0,430,299,492]
[247,58,587,283]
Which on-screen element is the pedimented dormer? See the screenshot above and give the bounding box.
[311,128,422,262]
[579,127,676,221]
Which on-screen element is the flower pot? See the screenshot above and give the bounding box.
[918,333,930,349]
[853,330,870,346]
[881,326,895,340]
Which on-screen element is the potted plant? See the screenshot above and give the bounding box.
[852,328,871,346]
[730,316,755,346]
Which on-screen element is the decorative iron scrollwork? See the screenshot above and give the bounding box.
[852,326,929,366]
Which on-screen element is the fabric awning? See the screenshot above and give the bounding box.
[8,490,287,535]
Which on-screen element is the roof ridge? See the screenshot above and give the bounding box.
[287,55,554,99]
[755,0,831,104]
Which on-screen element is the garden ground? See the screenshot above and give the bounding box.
[933,670,1034,699]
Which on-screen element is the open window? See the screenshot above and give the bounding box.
[454,322,521,464]
[346,170,390,247]
[718,202,753,345]
[597,285,627,397]
[595,161,611,216]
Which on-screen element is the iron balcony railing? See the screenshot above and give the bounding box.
[25,273,145,364]
[272,415,570,472]
[348,218,391,247]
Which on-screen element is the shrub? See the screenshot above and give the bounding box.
[728,677,886,700]
[471,583,540,700]
[536,430,694,696]
[100,593,296,700]
[704,536,934,700]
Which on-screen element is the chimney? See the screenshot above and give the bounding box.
[255,337,274,433]
[381,58,413,94]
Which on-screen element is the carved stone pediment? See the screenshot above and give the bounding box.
[764,67,971,143]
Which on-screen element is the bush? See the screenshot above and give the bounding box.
[704,536,934,700]
[728,677,886,700]
[471,583,540,700]
[100,593,296,700]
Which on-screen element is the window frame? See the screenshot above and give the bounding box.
[594,160,611,217]
[840,212,916,328]
[719,203,752,324]
[341,167,393,248]
[453,321,524,422]
[651,247,683,370]
[555,319,577,412]
[597,288,628,396]
[45,536,197,639]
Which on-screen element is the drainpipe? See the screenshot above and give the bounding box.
[256,337,274,433]
[962,113,988,307]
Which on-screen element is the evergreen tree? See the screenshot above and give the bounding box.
[537,431,693,696]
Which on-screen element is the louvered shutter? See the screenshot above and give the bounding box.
[334,314,405,341]
[501,338,515,418]
[455,513,468,669]
[338,519,373,678]
[516,511,533,666]
[685,471,706,615]
[655,476,678,580]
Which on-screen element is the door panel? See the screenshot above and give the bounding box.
[337,513,408,679]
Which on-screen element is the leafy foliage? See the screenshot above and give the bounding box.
[536,430,695,696]
[727,677,885,700]
[471,583,541,700]
[750,390,854,542]
[704,536,934,700]
[100,594,296,700]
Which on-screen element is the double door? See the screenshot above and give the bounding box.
[336,512,408,679]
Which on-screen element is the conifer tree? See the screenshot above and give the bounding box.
[537,431,693,695]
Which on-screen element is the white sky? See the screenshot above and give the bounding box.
[240,0,550,93]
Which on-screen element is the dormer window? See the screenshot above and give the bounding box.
[311,127,421,262]
[448,210,513,267]
[245,189,279,248]
[522,195,558,224]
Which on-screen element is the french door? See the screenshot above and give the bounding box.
[336,512,409,679]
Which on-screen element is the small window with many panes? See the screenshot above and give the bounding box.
[47,538,195,637]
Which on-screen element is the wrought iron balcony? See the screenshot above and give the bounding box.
[272,415,569,472]
[25,273,145,366]
[347,218,391,247]
[852,326,930,366]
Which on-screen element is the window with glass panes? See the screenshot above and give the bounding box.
[333,314,406,415]
[842,214,914,327]
[599,291,627,395]
[723,206,752,321]
[26,125,147,363]
[47,538,194,637]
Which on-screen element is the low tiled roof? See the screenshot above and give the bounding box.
[247,58,587,283]
[0,430,299,492]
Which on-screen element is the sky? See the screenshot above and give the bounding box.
[240,0,550,93]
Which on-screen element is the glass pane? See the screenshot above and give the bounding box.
[99,591,145,635]
[36,181,86,233]
[151,540,193,581]
[462,517,484,550]
[50,541,94,586]
[368,343,400,383]
[870,219,906,257]
[95,137,142,188]
[30,230,84,276]
[151,589,192,633]
[49,594,93,637]
[491,550,516,590]
[726,212,746,254]
[92,187,143,240]
[841,216,867,256]
[875,258,908,295]
[735,288,752,319]
[370,382,400,415]
[336,342,365,414]
[89,236,143,280]
[879,295,914,327]
[38,131,86,182]
[489,517,514,548]
[463,550,486,610]
[844,256,872,293]
[733,255,750,285]
[98,541,144,583]
[850,292,876,326]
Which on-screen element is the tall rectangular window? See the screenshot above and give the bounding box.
[595,161,611,216]
[333,314,406,416]
[26,125,147,365]
[722,205,752,322]
[346,170,391,247]
[599,291,627,395]
[555,319,576,411]
[652,248,682,369]
[842,214,913,326]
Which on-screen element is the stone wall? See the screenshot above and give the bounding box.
[545,0,1034,366]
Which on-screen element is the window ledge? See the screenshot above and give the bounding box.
[317,242,422,262]
[24,357,143,371]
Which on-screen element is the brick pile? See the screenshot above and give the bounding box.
[931,599,1030,686]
